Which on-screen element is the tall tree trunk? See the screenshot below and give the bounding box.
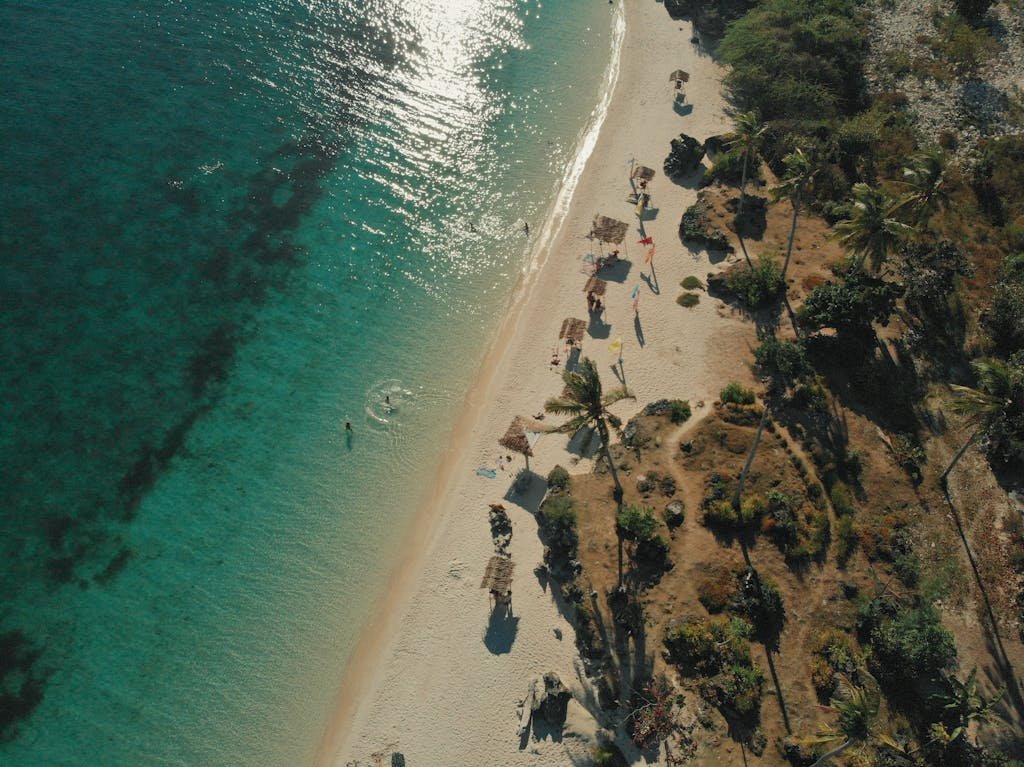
[738,151,753,269]
[598,418,623,502]
[782,200,800,279]
[809,738,854,767]
[732,406,770,513]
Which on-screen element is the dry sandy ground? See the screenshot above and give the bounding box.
[317,2,753,764]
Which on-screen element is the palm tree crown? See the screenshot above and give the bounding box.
[896,146,950,225]
[544,357,633,498]
[834,183,911,273]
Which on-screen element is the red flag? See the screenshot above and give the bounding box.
[638,236,654,245]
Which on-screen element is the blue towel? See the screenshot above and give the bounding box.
[476,467,497,479]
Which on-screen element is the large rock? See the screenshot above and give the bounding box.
[533,672,572,725]
[664,133,705,179]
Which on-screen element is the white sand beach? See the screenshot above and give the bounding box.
[317,2,752,764]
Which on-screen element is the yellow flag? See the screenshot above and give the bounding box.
[608,337,622,354]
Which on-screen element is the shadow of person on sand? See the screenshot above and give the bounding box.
[634,312,645,348]
[484,603,520,655]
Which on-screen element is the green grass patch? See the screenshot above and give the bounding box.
[676,292,700,308]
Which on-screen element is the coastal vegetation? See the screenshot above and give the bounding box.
[548,0,1024,764]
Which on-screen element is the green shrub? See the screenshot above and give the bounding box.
[539,495,578,561]
[830,483,856,516]
[753,335,812,383]
[664,133,706,178]
[985,281,1024,356]
[617,505,657,542]
[717,663,765,716]
[702,148,754,186]
[809,628,862,697]
[862,602,957,687]
[669,399,692,424]
[697,562,743,613]
[546,464,570,490]
[834,515,857,564]
[664,615,753,675]
[725,257,784,308]
[703,499,738,527]
[719,0,867,121]
[676,292,700,308]
[720,382,756,405]
[799,271,904,337]
[681,275,704,290]
[928,13,997,74]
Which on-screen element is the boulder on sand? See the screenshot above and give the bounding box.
[532,672,572,725]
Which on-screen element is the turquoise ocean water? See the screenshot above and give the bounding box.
[0,1,615,764]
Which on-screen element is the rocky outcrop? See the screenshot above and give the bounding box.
[665,500,686,529]
[533,672,573,725]
[488,503,512,556]
[680,199,732,252]
[664,133,706,179]
[663,0,756,38]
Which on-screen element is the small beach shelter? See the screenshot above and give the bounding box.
[499,416,547,470]
[590,215,629,245]
[559,317,587,344]
[668,69,690,83]
[583,276,607,297]
[480,555,515,603]
[632,165,656,182]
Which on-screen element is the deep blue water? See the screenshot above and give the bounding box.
[0,0,613,764]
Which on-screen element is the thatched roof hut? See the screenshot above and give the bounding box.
[480,555,515,596]
[559,317,587,343]
[633,165,656,182]
[583,276,607,296]
[499,416,547,468]
[591,215,628,245]
[669,69,690,83]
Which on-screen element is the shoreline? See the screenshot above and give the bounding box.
[310,7,628,764]
[318,1,748,763]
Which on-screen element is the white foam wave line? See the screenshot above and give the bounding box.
[521,0,626,280]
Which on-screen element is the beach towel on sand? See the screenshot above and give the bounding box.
[476,467,497,479]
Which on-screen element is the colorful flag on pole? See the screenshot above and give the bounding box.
[638,236,654,245]
[644,246,655,264]
[609,337,622,354]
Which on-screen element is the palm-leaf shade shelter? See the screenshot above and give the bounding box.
[583,276,607,296]
[480,555,515,601]
[499,416,547,469]
[632,165,656,182]
[559,317,587,344]
[668,69,690,83]
[591,215,629,245]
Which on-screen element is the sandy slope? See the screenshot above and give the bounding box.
[318,2,750,764]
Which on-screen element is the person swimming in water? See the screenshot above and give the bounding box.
[345,421,353,431]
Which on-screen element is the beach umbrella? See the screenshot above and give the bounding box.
[669,69,690,83]
[499,416,546,470]
[583,276,607,296]
[590,215,629,245]
[558,317,587,344]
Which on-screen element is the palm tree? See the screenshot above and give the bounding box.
[930,668,1005,746]
[545,357,633,502]
[834,183,911,273]
[774,148,817,281]
[807,684,888,767]
[896,146,950,226]
[942,357,1015,484]
[724,110,765,268]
